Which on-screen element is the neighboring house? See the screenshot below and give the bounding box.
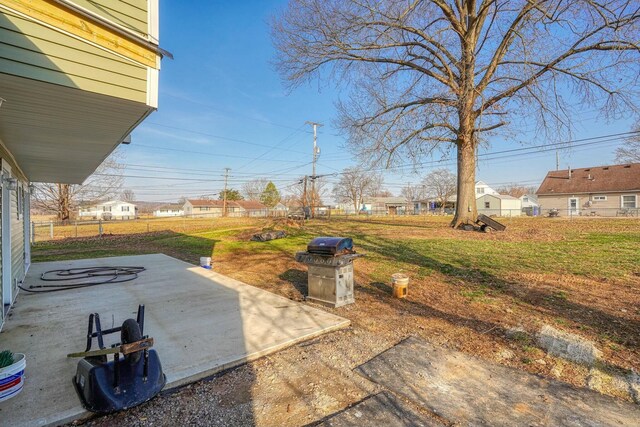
[536,163,640,217]
[0,1,163,330]
[78,201,137,220]
[520,194,539,208]
[183,199,228,217]
[235,200,268,217]
[153,204,184,217]
[271,202,288,217]
[335,202,361,215]
[362,197,408,215]
[475,181,500,198]
[477,194,522,217]
[183,199,268,217]
[520,194,540,216]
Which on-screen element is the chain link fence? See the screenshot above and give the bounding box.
[31,208,289,242]
[32,206,639,242]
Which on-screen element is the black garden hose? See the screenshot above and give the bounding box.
[18,266,145,293]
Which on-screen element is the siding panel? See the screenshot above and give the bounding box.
[71,0,148,35]
[10,182,23,296]
[0,11,148,103]
[0,185,2,326]
[537,193,640,216]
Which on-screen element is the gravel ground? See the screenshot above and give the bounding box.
[71,327,388,427]
[57,218,639,426]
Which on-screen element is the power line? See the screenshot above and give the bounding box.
[116,131,633,185]
[142,122,310,155]
[234,124,308,172]
[160,93,316,134]
[131,144,306,163]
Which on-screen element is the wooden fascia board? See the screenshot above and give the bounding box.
[0,0,159,68]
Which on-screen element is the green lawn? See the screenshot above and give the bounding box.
[32,217,640,280]
[30,216,640,375]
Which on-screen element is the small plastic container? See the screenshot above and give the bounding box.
[391,273,409,298]
[200,257,212,269]
[0,353,26,402]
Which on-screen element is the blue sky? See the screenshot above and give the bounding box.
[121,1,636,202]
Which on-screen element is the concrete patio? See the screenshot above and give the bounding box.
[0,254,349,426]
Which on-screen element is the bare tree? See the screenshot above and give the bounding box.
[373,189,394,197]
[496,184,537,198]
[615,125,640,163]
[273,0,640,227]
[242,178,268,200]
[401,183,426,202]
[121,189,136,202]
[289,176,327,208]
[33,152,124,221]
[332,167,384,213]
[423,169,457,213]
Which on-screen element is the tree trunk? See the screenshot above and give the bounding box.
[451,140,477,228]
[57,183,71,222]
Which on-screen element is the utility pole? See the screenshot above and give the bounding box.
[306,121,322,218]
[222,167,230,217]
[556,151,559,171]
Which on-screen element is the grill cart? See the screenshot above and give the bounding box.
[295,237,363,308]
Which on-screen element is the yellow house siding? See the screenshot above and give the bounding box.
[69,0,148,36]
[1,0,158,67]
[0,10,149,103]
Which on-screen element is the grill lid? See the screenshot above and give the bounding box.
[307,237,354,255]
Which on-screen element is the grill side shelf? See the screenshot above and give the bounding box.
[295,252,364,266]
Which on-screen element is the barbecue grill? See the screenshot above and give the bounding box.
[295,237,363,307]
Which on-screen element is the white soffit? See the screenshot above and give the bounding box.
[0,73,152,183]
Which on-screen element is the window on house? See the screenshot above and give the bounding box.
[102,206,111,212]
[477,187,484,194]
[523,197,528,202]
[622,195,637,208]
[122,206,130,212]
[484,202,490,209]
[201,207,210,211]
[160,209,167,213]
[592,195,607,201]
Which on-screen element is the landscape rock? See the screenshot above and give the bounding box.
[537,325,601,365]
[497,349,515,360]
[628,371,640,404]
[550,361,565,378]
[587,367,634,401]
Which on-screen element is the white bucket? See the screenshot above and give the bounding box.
[0,353,26,402]
[200,257,212,269]
[391,273,409,298]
